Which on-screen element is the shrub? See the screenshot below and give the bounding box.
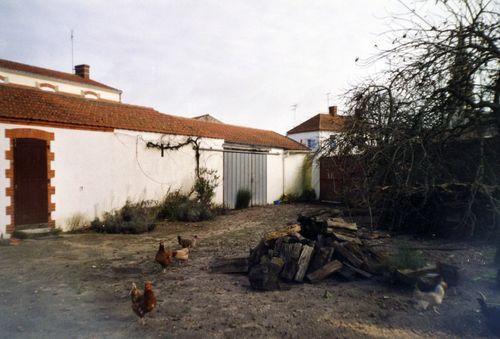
[280,189,316,204]
[193,168,219,204]
[235,189,252,209]
[388,245,426,270]
[91,200,156,234]
[157,190,216,222]
[66,213,89,232]
[300,188,316,202]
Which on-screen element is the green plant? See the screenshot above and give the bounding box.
[157,190,217,222]
[235,189,252,209]
[279,189,316,204]
[279,193,299,204]
[66,212,89,232]
[91,200,156,234]
[300,188,316,202]
[193,168,219,205]
[388,245,426,270]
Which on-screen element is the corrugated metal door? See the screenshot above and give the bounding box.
[223,151,267,208]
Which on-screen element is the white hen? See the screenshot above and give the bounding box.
[414,280,448,313]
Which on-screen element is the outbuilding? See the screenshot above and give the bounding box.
[0,59,309,237]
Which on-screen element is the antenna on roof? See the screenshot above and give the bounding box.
[70,29,74,72]
[291,103,298,125]
[326,92,331,108]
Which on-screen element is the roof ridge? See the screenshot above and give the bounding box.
[0,84,308,150]
[0,82,155,111]
[0,58,121,92]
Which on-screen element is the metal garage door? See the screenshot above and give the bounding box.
[223,151,267,208]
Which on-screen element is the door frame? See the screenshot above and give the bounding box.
[5,128,55,234]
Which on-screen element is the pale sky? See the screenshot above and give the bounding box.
[0,0,408,134]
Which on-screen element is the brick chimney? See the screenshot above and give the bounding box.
[328,106,337,116]
[74,64,90,79]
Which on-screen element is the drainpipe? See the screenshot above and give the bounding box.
[282,151,287,197]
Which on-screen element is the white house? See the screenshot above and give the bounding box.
[286,106,348,151]
[0,59,309,237]
[287,106,349,198]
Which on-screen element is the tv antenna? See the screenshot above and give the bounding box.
[291,103,298,125]
[326,92,331,107]
[70,29,74,71]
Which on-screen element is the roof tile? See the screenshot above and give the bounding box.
[287,113,349,134]
[0,84,307,150]
[0,59,120,92]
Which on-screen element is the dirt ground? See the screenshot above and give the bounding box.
[0,204,498,338]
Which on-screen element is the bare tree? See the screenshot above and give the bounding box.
[323,0,500,237]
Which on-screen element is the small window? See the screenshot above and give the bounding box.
[37,82,58,92]
[307,139,317,149]
[82,90,100,100]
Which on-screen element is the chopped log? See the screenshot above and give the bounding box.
[294,244,314,282]
[265,224,301,241]
[249,240,270,267]
[248,261,282,291]
[343,262,372,278]
[210,256,249,274]
[298,215,328,239]
[333,242,364,268]
[337,266,357,280]
[331,231,362,245]
[308,246,335,273]
[306,260,343,283]
[279,242,303,281]
[326,218,358,232]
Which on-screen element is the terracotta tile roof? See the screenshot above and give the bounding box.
[287,113,350,135]
[192,114,224,124]
[0,59,121,92]
[0,84,307,150]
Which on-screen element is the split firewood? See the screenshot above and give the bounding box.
[331,231,362,245]
[333,242,364,268]
[279,242,303,281]
[343,262,372,278]
[294,244,314,282]
[210,256,249,274]
[326,218,358,232]
[308,246,335,273]
[265,224,301,241]
[306,260,343,283]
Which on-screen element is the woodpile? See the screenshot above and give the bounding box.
[243,212,386,290]
[210,210,462,291]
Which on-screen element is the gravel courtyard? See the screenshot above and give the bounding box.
[0,204,497,338]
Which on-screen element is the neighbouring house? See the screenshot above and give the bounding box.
[0,59,309,237]
[287,105,349,199]
[192,114,223,124]
[287,106,348,152]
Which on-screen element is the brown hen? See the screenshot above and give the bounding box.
[155,241,174,272]
[129,281,157,325]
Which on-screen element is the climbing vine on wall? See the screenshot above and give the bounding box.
[146,136,202,177]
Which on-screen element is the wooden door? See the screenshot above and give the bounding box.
[14,138,48,227]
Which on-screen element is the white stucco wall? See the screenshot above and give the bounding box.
[0,123,224,235]
[289,130,341,199]
[287,131,320,150]
[0,69,121,102]
[0,121,313,236]
[266,148,285,203]
[288,130,340,152]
